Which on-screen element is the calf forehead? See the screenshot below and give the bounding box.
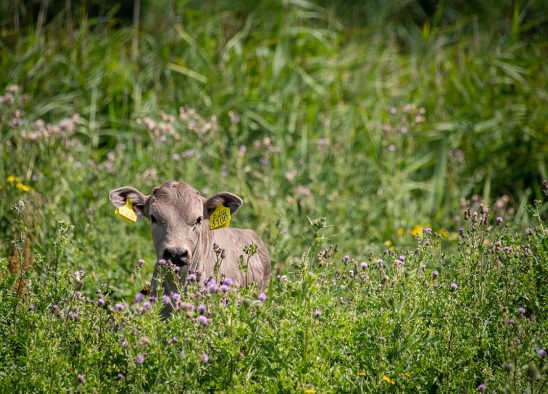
[150,181,203,218]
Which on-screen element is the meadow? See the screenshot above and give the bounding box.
[1,0,547,392]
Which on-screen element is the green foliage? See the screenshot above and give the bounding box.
[0,201,547,392]
[1,1,547,391]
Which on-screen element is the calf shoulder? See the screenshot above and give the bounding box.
[210,228,270,288]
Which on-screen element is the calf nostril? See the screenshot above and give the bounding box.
[163,249,175,260]
[163,248,190,266]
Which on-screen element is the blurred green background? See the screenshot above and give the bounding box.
[1,0,547,296]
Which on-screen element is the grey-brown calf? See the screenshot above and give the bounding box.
[109,181,270,315]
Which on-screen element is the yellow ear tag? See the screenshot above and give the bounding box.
[209,204,231,230]
[115,199,137,223]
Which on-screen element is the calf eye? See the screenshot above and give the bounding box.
[150,214,158,224]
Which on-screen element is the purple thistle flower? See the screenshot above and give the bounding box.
[220,284,230,293]
[187,273,197,282]
[139,336,150,346]
[222,277,233,287]
[424,227,432,235]
[503,246,511,253]
[170,292,180,302]
[432,271,439,279]
[68,311,79,320]
[162,295,170,305]
[459,227,465,237]
[201,353,209,362]
[342,255,350,264]
[182,149,194,158]
[117,373,124,380]
[180,302,193,311]
[115,302,125,311]
[158,259,166,266]
[508,319,515,326]
[142,301,151,310]
[171,336,178,343]
[137,259,145,268]
[207,282,218,293]
[538,349,547,358]
[376,258,384,267]
[399,255,405,262]
[121,339,128,348]
[76,291,82,298]
[450,282,458,291]
[360,262,368,270]
[134,293,144,303]
[198,304,206,315]
[28,304,35,312]
[97,296,105,306]
[77,374,85,384]
[518,307,526,316]
[258,293,267,302]
[477,383,485,392]
[496,216,503,225]
[149,295,156,303]
[198,315,209,326]
[135,354,144,365]
[314,309,322,318]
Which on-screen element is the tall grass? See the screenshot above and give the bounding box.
[1,198,547,392]
[0,0,546,284]
[0,1,547,390]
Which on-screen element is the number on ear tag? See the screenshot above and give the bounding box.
[209,204,231,230]
[115,199,137,223]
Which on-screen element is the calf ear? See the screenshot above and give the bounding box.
[109,186,148,217]
[203,192,243,218]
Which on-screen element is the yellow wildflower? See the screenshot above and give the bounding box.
[382,375,396,384]
[384,240,392,247]
[304,389,316,394]
[356,371,369,377]
[16,183,32,192]
[410,225,423,237]
[439,229,449,238]
[7,175,20,183]
[396,227,405,237]
[448,232,459,241]
[400,372,411,378]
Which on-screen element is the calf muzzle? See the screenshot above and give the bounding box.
[163,248,190,267]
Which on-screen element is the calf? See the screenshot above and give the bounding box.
[109,181,270,314]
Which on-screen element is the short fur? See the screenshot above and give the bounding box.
[110,181,271,316]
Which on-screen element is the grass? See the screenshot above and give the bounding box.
[1,0,547,391]
[1,203,547,392]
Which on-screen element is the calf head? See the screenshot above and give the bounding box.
[109,181,243,275]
